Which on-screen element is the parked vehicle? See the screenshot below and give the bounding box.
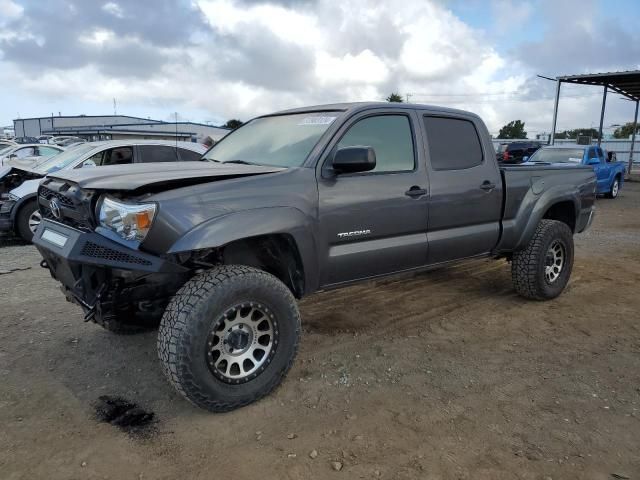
[37,135,55,144]
[0,140,207,242]
[0,140,17,149]
[496,141,543,164]
[51,136,86,147]
[5,145,65,169]
[32,102,596,412]
[13,136,39,144]
[526,145,626,198]
[0,144,64,167]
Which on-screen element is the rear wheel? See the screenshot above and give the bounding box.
[157,265,300,412]
[16,200,41,243]
[607,177,620,198]
[511,219,574,300]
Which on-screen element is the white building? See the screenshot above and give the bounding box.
[13,115,230,143]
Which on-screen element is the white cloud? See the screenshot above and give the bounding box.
[1,0,636,136]
[102,2,124,18]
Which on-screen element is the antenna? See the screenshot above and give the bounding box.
[175,112,178,149]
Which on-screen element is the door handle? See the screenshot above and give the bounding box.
[405,186,427,198]
[480,181,496,192]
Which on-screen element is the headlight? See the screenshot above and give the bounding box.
[1,193,19,201]
[98,196,157,242]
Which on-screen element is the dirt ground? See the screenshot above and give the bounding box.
[1,183,639,480]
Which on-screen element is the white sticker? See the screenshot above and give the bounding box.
[567,157,582,163]
[298,116,336,126]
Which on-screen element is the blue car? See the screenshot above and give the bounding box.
[526,145,626,198]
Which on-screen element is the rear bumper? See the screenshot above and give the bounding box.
[33,219,189,312]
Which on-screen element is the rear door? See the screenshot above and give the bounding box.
[422,114,503,264]
[317,110,429,286]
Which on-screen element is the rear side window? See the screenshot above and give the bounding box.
[336,115,415,173]
[178,148,203,162]
[424,116,483,170]
[138,145,179,163]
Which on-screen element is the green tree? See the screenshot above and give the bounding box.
[613,122,640,139]
[498,120,527,139]
[386,93,404,103]
[223,119,243,130]
[554,128,600,140]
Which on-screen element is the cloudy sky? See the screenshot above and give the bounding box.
[0,0,639,136]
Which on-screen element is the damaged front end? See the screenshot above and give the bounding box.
[33,177,191,327]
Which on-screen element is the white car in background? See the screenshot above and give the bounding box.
[0,144,64,167]
[0,140,207,242]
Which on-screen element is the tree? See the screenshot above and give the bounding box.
[613,122,640,139]
[498,120,527,139]
[554,128,600,140]
[386,93,404,103]
[223,119,243,130]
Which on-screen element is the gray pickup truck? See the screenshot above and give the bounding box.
[33,102,596,412]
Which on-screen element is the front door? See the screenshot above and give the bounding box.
[317,112,429,287]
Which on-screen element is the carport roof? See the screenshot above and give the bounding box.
[557,70,640,102]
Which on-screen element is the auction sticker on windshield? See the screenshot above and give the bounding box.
[298,116,336,126]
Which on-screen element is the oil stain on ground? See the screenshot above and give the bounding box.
[94,395,156,437]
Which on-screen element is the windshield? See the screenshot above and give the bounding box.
[528,148,584,164]
[37,143,96,173]
[203,112,340,167]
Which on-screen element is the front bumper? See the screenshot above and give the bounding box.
[0,200,16,232]
[33,219,189,314]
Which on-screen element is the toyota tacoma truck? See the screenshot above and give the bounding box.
[32,102,596,412]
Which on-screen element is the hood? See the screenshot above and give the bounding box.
[46,161,286,191]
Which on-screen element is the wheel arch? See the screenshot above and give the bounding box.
[168,207,319,297]
[10,192,38,226]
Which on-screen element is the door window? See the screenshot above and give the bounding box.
[138,145,180,163]
[99,147,134,166]
[424,116,483,170]
[178,148,204,162]
[15,147,36,158]
[336,115,415,173]
[38,146,61,157]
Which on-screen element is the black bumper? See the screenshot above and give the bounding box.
[33,219,189,311]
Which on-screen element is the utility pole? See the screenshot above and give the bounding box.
[406,93,412,103]
[113,98,117,115]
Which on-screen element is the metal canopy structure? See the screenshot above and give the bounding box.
[550,70,640,174]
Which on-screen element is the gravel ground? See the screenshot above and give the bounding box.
[1,183,639,480]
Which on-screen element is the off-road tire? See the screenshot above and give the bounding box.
[16,199,39,243]
[157,265,301,412]
[606,177,620,198]
[93,310,160,335]
[511,219,574,300]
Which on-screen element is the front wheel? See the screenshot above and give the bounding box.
[157,265,301,412]
[16,200,41,243]
[511,219,574,300]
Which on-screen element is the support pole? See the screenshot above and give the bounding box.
[629,99,639,176]
[550,80,561,145]
[597,86,607,146]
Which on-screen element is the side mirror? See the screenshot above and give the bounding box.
[522,156,529,162]
[82,159,97,168]
[587,157,600,165]
[332,146,376,174]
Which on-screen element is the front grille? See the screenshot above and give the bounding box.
[38,179,94,232]
[39,186,74,207]
[80,241,152,266]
